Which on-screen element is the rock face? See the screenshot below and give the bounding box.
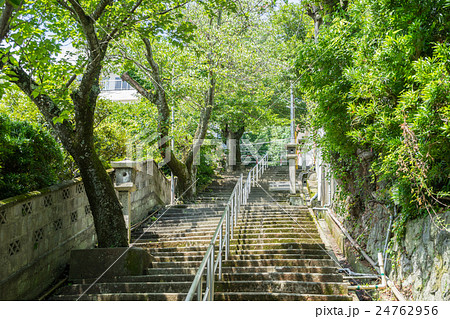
[344,204,449,301]
[390,211,450,301]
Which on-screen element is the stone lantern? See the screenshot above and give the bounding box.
[111,160,137,243]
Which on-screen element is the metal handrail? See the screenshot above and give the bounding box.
[185,153,269,301]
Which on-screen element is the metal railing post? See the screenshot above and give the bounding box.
[209,245,215,301]
[230,195,234,239]
[206,253,212,301]
[225,207,230,259]
[197,276,203,301]
[219,227,223,280]
[240,174,243,208]
[252,169,255,187]
[233,193,239,229]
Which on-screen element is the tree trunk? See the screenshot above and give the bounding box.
[75,147,128,247]
[5,58,129,248]
[175,162,197,200]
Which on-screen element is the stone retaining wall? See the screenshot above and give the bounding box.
[390,211,449,301]
[0,178,96,300]
[336,202,449,301]
[130,160,171,224]
[0,160,171,300]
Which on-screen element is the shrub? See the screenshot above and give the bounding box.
[0,114,63,200]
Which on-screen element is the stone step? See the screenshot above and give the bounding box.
[238,215,313,222]
[135,231,320,242]
[240,207,309,212]
[149,248,329,257]
[51,293,187,301]
[215,292,352,301]
[237,216,313,222]
[234,226,318,233]
[151,216,221,225]
[194,197,231,201]
[236,220,316,228]
[179,203,227,208]
[241,205,307,210]
[146,265,340,275]
[232,232,321,240]
[134,223,317,239]
[136,237,323,246]
[136,230,319,242]
[140,242,326,251]
[158,207,309,216]
[72,271,342,285]
[215,280,348,295]
[136,224,318,238]
[151,253,331,262]
[56,282,194,295]
[151,258,336,269]
[149,215,313,226]
[156,210,309,218]
[158,210,225,217]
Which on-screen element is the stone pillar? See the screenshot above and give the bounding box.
[111,160,137,244]
[227,135,236,172]
[320,165,326,206]
[286,143,297,194]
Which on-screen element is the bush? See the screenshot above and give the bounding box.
[0,114,63,200]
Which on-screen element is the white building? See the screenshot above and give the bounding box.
[99,74,139,103]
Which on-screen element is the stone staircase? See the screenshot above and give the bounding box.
[50,166,351,301]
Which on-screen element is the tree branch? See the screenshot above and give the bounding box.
[91,0,113,21]
[66,0,91,25]
[62,73,77,89]
[158,1,189,15]
[121,72,157,103]
[63,0,107,108]
[1,60,75,148]
[142,37,163,89]
[0,1,14,41]
[56,0,78,19]
[186,71,215,169]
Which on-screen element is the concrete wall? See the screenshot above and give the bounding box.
[0,160,171,300]
[0,178,96,300]
[128,160,171,224]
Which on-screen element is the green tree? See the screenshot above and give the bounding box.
[294,0,450,234]
[0,0,201,247]
[119,1,282,196]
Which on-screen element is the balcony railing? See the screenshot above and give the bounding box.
[101,79,134,91]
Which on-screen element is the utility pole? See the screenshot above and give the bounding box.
[170,67,175,205]
[287,81,297,194]
[290,81,295,144]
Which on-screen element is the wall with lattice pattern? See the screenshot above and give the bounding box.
[0,178,96,300]
[0,161,171,300]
